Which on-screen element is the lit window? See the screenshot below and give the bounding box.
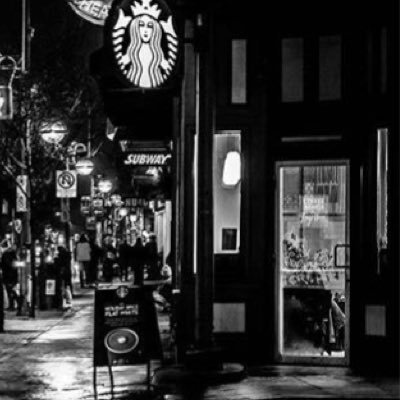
[213,131,241,254]
[231,39,247,104]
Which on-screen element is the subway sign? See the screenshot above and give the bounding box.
[124,152,171,166]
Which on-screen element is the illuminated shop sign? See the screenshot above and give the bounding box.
[303,195,325,213]
[107,0,179,89]
[124,152,171,165]
[0,86,13,120]
[67,0,112,25]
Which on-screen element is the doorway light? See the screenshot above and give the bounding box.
[222,151,241,187]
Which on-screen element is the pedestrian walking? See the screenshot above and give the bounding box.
[0,244,18,310]
[145,234,159,280]
[102,237,117,283]
[131,237,146,285]
[75,233,91,288]
[159,252,173,305]
[55,245,72,309]
[88,237,101,287]
[118,238,130,281]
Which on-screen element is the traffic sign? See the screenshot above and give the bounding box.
[16,175,28,212]
[56,170,77,198]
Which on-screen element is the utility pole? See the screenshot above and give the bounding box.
[26,118,36,318]
[22,0,31,74]
[195,10,215,350]
[22,0,36,318]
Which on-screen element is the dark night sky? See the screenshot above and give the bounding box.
[0,0,103,69]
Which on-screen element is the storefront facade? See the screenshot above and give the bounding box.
[175,0,399,373]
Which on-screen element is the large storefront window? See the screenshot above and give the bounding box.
[278,162,349,363]
[213,131,241,253]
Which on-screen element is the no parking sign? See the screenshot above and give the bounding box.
[56,170,77,198]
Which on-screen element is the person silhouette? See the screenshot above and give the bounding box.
[131,237,146,285]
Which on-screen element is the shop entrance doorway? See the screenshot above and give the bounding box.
[276,161,350,365]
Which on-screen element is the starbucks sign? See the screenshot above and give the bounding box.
[106,0,180,89]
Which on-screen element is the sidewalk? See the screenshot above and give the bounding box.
[153,364,400,400]
[0,284,397,400]
[0,286,93,362]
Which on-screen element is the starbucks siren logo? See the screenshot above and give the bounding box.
[111,0,178,89]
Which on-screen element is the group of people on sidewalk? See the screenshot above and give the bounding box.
[0,231,173,313]
[75,232,172,308]
[75,232,164,286]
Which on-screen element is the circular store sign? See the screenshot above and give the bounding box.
[104,328,140,354]
[67,0,113,26]
[106,0,179,89]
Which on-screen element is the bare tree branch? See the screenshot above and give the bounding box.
[6,149,26,169]
[0,160,29,198]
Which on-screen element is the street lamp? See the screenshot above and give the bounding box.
[119,207,128,218]
[39,120,68,145]
[98,178,112,194]
[75,158,94,175]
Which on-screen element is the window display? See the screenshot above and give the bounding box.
[279,163,349,360]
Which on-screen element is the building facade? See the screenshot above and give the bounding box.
[82,0,399,373]
[174,0,399,374]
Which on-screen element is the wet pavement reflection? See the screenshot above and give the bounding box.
[0,288,398,400]
[0,289,166,400]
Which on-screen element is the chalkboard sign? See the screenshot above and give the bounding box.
[93,284,163,367]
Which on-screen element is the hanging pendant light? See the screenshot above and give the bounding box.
[222,151,241,187]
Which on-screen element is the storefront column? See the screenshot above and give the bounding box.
[194,9,215,348]
[175,18,198,361]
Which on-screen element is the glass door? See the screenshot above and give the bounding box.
[276,161,350,365]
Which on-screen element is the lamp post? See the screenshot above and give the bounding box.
[98,178,113,243]
[38,119,68,316]
[38,120,68,146]
[98,178,113,195]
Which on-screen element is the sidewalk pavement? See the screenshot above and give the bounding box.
[0,285,92,362]
[0,285,398,400]
[153,364,400,400]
